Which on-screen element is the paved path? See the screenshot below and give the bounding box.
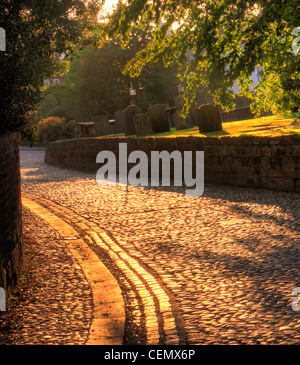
[22,195,125,345]
[20,147,300,345]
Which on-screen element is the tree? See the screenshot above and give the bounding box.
[102,0,300,116]
[68,44,132,117]
[0,0,101,136]
[37,26,180,120]
[37,44,133,120]
[137,60,180,109]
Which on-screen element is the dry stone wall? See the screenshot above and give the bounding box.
[45,135,300,193]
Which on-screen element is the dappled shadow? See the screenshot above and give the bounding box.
[20,147,95,184]
[200,183,300,237]
[20,147,300,335]
[195,240,299,315]
[20,147,300,233]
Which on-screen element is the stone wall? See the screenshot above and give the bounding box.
[221,106,254,123]
[0,133,23,298]
[45,135,300,193]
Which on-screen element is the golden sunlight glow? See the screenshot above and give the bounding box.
[102,0,119,14]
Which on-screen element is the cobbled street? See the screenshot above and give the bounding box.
[19,146,300,345]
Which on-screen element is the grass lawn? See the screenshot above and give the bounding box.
[96,113,300,139]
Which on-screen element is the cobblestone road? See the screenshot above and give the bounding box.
[20,147,300,345]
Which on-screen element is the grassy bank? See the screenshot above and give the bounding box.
[97,114,300,139]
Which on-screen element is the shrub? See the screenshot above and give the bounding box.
[38,117,75,145]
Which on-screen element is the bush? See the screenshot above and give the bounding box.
[38,117,75,145]
[46,106,67,118]
[62,120,76,139]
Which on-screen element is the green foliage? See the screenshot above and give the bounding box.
[37,32,180,120]
[138,61,180,108]
[102,0,300,116]
[0,0,100,137]
[37,45,131,120]
[38,117,75,145]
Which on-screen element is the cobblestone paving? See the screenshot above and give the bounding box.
[20,147,300,345]
[14,209,93,345]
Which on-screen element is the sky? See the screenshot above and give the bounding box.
[98,0,261,92]
[102,0,119,14]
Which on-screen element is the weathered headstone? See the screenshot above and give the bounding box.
[109,120,116,135]
[134,113,153,136]
[124,105,142,135]
[148,104,170,134]
[92,115,110,136]
[196,104,222,133]
[75,119,87,138]
[173,96,193,130]
[220,106,254,123]
[114,109,125,134]
[173,112,193,130]
[166,106,176,127]
[0,287,5,311]
[77,121,95,137]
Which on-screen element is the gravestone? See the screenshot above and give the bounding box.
[0,287,5,311]
[173,96,193,130]
[173,112,193,130]
[114,109,125,134]
[196,104,222,133]
[77,121,95,137]
[166,106,176,127]
[134,113,153,136]
[124,105,142,135]
[75,119,87,138]
[92,115,110,136]
[220,106,254,123]
[109,120,116,135]
[148,104,170,134]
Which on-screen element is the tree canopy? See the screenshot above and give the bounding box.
[0,0,100,136]
[102,0,300,116]
[37,27,180,120]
